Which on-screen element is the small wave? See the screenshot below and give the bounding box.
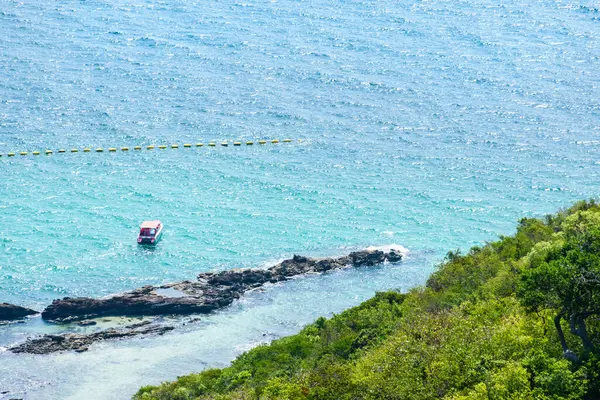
[366,244,409,256]
[135,37,158,47]
[577,5,599,14]
[257,257,288,270]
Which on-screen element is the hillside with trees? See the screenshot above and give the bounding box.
[136,200,600,400]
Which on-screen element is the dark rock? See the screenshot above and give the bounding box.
[387,249,403,262]
[40,248,403,323]
[350,250,386,266]
[125,320,152,329]
[242,269,272,285]
[42,282,219,322]
[0,303,38,321]
[77,320,97,326]
[9,324,175,355]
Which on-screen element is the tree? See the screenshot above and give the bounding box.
[518,227,600,361]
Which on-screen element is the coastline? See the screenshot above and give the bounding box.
[0,249,423,400]
[2,248,403,355]
[134,201,600,400]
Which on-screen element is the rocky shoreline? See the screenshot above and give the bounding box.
[6,248,403,354]
[9,323,175,354]
[41,249,401,323]
[0,303,38,322]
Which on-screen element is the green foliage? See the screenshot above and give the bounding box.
[518,218,600,357]
[135,201,600,400]
[545,199,600,231]
[260,377,307,400]
[134,291,405,400]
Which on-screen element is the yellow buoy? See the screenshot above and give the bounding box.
[71,149,78,153]
[33,151,40,155]
[19,152,28,156]
[283,138,292,142]
[271,139,279,144]
[246,141,254,145]
[45,150,53,155]
[134,146,142,150]
[147,145,155,150]
[158,145,167,149]
[196,143,204,147]
[259,140,267,144]
[96,148,104,152]
[183,143,191,148]
[83,148,91,152]
[208,142,216,147]
[121,147,129,151]
[58,149,66,153]
[8,152,15,157]
[234,141,241,146]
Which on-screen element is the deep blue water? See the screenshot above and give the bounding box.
[1,0,599,398]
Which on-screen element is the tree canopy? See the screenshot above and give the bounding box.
[519,224,600,358]
[135,200,600,400]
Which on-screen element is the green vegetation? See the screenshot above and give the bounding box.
[135,200,600,400]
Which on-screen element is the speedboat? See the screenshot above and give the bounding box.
[137,220,163,245]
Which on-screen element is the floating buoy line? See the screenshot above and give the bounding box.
[0,138,298,158]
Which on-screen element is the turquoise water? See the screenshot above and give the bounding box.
[1,0,600,398]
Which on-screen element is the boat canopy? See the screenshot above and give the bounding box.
[140,220,161,229]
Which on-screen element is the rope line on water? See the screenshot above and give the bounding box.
[0,138,299,158]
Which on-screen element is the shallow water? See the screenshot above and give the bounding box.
[1,0,599,398]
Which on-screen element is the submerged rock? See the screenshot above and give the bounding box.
[0,303,38,321]
[125,320,153,329]
[41,249,403,323]
[9,324,174,355]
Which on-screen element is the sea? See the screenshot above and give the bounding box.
[1,0,599,398]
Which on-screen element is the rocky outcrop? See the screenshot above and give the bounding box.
[41,249,403,323]
[41,283,219,323]
[9,324,175,355]
[0,303,38,321]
